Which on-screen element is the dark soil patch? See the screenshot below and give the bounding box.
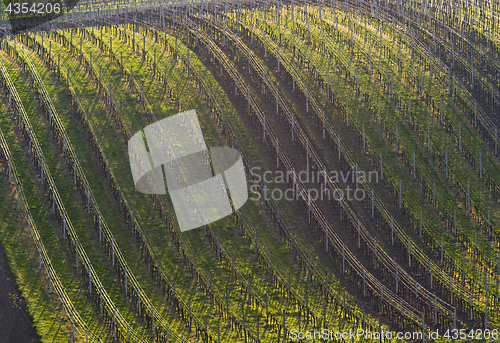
[0,242,40,343]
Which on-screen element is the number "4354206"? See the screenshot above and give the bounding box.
[5,2,61,14]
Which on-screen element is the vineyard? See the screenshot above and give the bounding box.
[0,0,500,342]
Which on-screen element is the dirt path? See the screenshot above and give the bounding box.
[0,241,40,343]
